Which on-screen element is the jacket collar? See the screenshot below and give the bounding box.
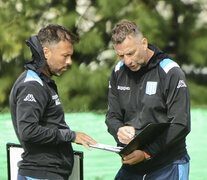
[24,35,46,75]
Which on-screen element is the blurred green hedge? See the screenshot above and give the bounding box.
[188,80,207,108]
[53,63,111,112]
[1,63,207,112]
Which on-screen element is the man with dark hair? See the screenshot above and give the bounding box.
[106,20,191,179]
[10,24,96,180]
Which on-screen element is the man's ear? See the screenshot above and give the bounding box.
[43,47,50,60]
[142,38,148,51]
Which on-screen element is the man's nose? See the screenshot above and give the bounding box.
[66,57,72,65]
[123,56,131,65]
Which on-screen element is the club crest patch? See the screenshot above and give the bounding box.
[146,81,157,95]
[52,94,61,105]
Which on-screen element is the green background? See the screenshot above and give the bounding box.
[0,108,207,180]
[1,0,207,112]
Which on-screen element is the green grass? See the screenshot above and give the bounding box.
[0,109,207,180]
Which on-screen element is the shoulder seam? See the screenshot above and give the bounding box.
[24,70,43,86]
[115,61,124,72]
[159,58,179,74]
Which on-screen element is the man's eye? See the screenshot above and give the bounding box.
[128,52,134,56]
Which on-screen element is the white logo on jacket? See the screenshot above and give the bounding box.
[146,82,157,95]
[24,94,36,102]
[117,85,130,91]
[177,80,187,88]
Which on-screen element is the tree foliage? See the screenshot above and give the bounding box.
[0,0,207,110]
[53,63,111,111]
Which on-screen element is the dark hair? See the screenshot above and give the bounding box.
[111,21,143,44]
[37,24,79,47]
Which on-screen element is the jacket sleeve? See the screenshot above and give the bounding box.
[143,67,191,157]
[16,82,76,145]
[105,70,125,144]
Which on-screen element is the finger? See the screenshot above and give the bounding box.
[118,131,131,140]
[119,137,132,144]
[118,136,130,141]
[82,141,92,150]
[76,132,97,144]
[122,129,134,139]
[120,128,130,135]
[86,136,97,144]
[87,140,97,145]
[123,153,135,161]
[82,135,97,145]
[122,153,137,165]
[122,158,136,165]
[124,128,135,138]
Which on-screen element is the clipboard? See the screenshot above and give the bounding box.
[119,123,170,156]
[89,123,170,156]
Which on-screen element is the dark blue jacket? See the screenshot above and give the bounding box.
[106,44,191,174]
[9,36,75,179]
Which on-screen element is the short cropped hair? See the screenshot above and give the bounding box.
[111,21,143,44]
[38,24,78,47]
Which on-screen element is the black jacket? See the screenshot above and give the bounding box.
[9,36,76,179]
[105,44,191,174]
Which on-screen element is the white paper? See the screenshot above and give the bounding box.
[89,143,123,153]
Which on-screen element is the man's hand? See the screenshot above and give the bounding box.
[74,132,97,150]
[122,150,145,165]
[117,126,135,144]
